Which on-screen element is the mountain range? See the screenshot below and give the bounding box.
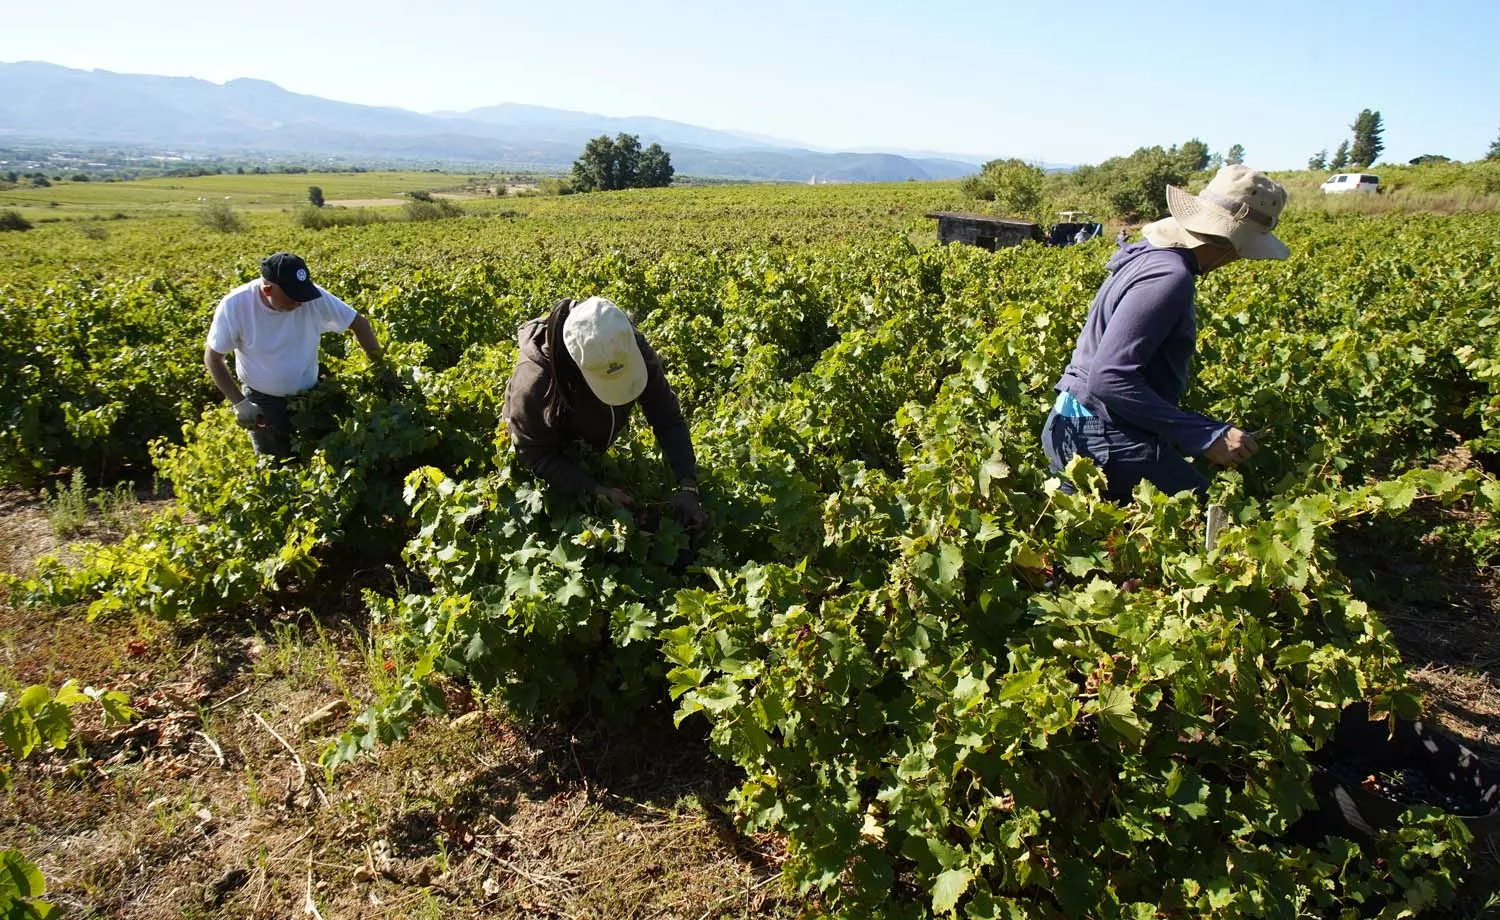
[0,61,985,182]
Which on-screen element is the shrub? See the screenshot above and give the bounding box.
[292,205,385,230]
[0,210,31,232]
[958,174,994,201]
[197,202,245,233]
[294,205,382,229]
[961,158,1046,222]
[402,198,464,222]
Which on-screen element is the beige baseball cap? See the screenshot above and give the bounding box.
[562,296,648,406]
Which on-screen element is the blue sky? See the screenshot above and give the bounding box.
[2,0,1496,169]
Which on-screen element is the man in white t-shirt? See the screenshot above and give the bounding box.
[204,252,384,456]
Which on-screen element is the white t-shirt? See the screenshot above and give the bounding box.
[206,280,358,397]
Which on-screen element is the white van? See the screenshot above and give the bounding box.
[1320,173,1379,194]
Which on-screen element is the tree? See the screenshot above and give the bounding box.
[572,135,621,192]
[1308,149,1328,170]
[964,158,1046,221]
[638,143,674,188]
[1330,141,1350,170]
[1487,128,1500,161]
[612,133,642,189]
[571,134,674,192]
[1349,109,1384,167]
[1407,154,1450,166]
[1225,144,1245,166]
[307,185,325,208]
[1062,145,1193,222]
[1176,138,1210,173]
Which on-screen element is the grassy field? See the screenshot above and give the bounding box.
[0,180,966,282]
[1274,160,1500,215]
[5,159,1499,225]
[0,170,506,219]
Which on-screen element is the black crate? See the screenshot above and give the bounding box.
[1305,702,1500,839]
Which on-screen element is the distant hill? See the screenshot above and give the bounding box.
[0,61,982,182]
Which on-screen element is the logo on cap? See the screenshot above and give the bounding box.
[296,269,308,281]
[606,361,624,375]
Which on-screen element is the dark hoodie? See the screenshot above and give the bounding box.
[1054,241,1229,454]
[503,316,698,494]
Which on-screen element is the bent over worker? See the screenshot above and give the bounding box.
[1042,165,1289,501]
[502,295,707,530]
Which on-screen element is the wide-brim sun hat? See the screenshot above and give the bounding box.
[562,296,648,406]
[1164,164,1290,260]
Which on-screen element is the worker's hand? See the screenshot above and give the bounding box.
[1203,427,1260,469]
[672,488,709,532]
[595,485,633,508]
[233,397,265,430]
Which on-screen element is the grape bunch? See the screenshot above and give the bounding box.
[1328,759,1490,817]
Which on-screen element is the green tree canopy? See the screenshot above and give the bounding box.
[1349,109,1385,167]
[1487,128,1500,161]
[1065,145,1193,222]
[1308,149,1328,170]
[638,143,675,188]
[1224,144,1245,166]
[571,133,674,192]
[1330,140,1350,170]
[961,158,1046,222]
[1176,138,1210,173]
[307,185,325,208]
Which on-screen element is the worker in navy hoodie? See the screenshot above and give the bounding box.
[1042,165,1289,502]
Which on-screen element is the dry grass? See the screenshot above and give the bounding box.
[0,504,799,919]
[1283,186,1500,217]
[0,488,64,577]
[1278,160,1500,217]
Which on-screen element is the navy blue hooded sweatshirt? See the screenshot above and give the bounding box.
[1054,241,1229,454]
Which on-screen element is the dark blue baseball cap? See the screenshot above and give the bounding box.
[259,252,321,302]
